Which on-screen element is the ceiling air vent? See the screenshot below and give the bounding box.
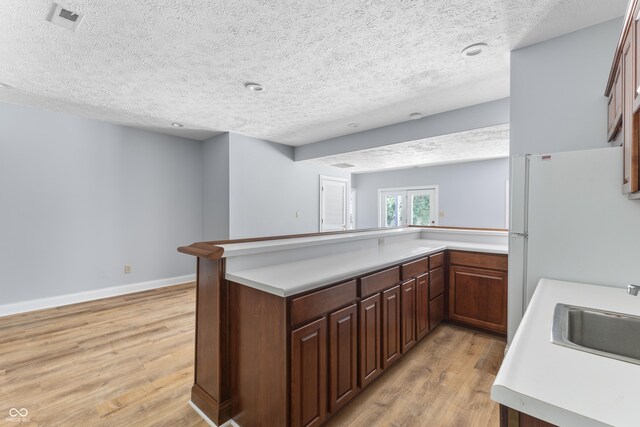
[46,3,83,31]
[331,163,355,169]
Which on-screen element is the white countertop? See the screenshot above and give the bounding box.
[492,279,640,427]
[225,239,507,297]
[218,228,422,257]
[218,227,507,257]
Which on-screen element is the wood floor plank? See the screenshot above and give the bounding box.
[0,283,505,426]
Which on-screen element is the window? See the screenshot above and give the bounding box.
[378,186,438,227]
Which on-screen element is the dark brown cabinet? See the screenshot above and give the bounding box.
[415,272,429,340]
[428,255,445,331]
[358,293,382,388]
[448,251,508,334]
[429,293,444,330]
[449,266,507,333]
[184,232,508,427]
[606,2,640,195]
[290,318,327,427]
[400,279,416,353]
[622,32,638,194]
[429,266,445,300]
[500,405,557,427]
[608,61,622,140]
[328,304,358,414]
[381,285,401,368]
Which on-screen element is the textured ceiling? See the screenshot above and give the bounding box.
[305,123,509,173]
[0,0,626,144]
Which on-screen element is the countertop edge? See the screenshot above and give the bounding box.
[491,385,608,427]
[225,242,507,297]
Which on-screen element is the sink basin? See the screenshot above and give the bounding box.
[551,303,640,365]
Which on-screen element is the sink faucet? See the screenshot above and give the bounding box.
[628,284,640,296]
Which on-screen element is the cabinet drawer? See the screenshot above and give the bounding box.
[429,252,444,270]
[360,267,400,298]
[401,257,428,280]
[449,251,507,271]
[429,266,444,299]
[290,280,357,326]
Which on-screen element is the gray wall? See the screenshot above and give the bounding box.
[0,102,203,305]
[353,158,509,229]
[295,98,510,160]
[228,134,350,239]
[202,133,230,240]
[510,18,622,155]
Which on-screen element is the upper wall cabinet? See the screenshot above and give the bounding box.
[606,0,640,195]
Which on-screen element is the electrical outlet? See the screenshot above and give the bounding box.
[378,237,384,246]
[296,211,301,218]
[124,265,132,274]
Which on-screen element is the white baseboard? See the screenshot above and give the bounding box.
[188,401,239,427]
[0,274,196,318]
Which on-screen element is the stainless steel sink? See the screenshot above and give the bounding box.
[551,303,640,365]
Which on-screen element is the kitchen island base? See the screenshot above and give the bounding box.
[179,227,508,426]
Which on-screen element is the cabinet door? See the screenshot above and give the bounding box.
[635,8,640,103]
[400,279,416,353]
[291,318,327,427]
[622,33,639,193]
[381,285,401,368]
[449,266,508,334]
[608,88,616,137]
[358,293,381,388]
[328,304,358,414]
[415,273,429,341]
[429,266,445,300]
[429,293,444,331]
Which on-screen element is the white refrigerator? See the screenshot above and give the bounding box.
[508,146,640,342]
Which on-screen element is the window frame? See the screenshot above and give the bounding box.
[377,185,439,228]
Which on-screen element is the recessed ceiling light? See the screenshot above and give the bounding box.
[462,43,488,57]
[244,82,264,92]
[171,122,183,128]
[347,123,359,128]
[410,112,422,120]
[0,82,12,89]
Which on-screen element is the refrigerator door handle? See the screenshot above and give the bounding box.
[510,232,529,238]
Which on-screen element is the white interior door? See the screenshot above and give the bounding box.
[320,176,348,232]
[379,187,438,227]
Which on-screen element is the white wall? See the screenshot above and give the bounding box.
[510,18,622,155]
[0,102,202,306]
[353,158,509,229]
[228,134,350,239]
[202,133,230,240]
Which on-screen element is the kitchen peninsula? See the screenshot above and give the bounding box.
[178,226,508,427]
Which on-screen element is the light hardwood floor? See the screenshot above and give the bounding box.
[327,324,505,427]
[0,283,505,427]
